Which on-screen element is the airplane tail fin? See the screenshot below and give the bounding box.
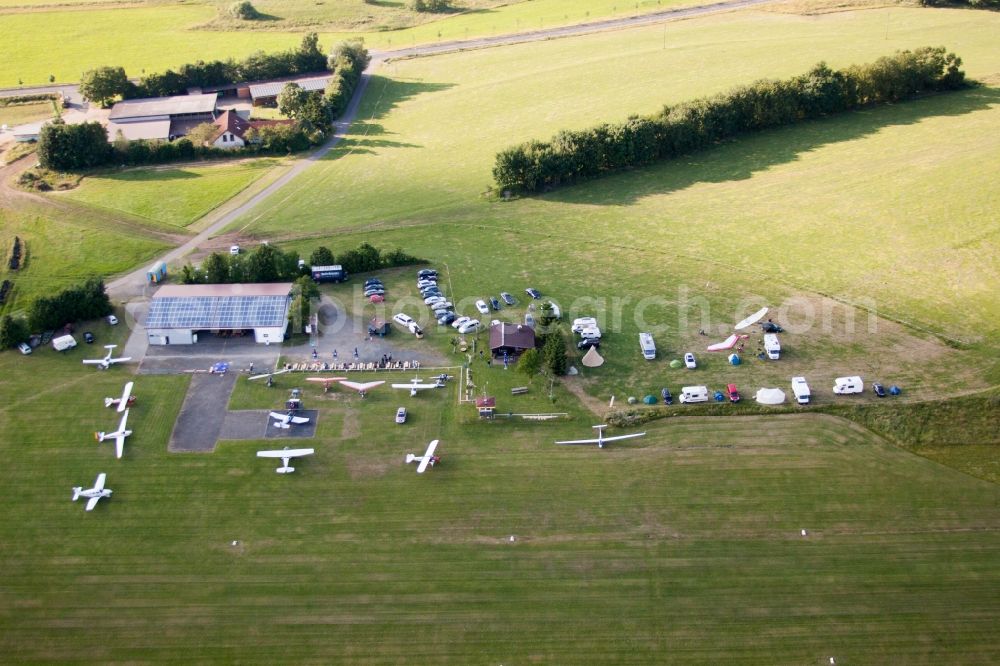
[104,398,115,408]
[95,431,105,442]
[276,466,294,474]
[405,454,416,464]
[72,487,82,501]
[273,422,290,430]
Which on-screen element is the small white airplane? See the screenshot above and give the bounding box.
[103,381,135,412]
[95,409,132,459]
[83,344,132,370]
[269,411,311,429]
[405,439,440,474]
[555,424,646,449]
[339,380,385,398]
[256,447,315,474]
[391,377,446,397]
[305,376,348,392]
[248,369,290,382]
[72,473,112,511]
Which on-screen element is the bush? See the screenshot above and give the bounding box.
[27,277,111,333]
[494,47,968,194]
[412,0,452,11]
[229,1,261,20]
[0,314,29,349]
[37,120,111,171]
[324,40,370,119]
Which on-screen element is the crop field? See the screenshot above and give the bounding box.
[1,339,999,662]
[235,7,1000,394]
[0,100,54,127]
[0,0,696,86]
[60,159,280,230]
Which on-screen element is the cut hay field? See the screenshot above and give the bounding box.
[60,159,281,230]
[0,100,53,127]
[0,343,998,662]
[237,7,1000,380]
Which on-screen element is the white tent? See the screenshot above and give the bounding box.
[755,387,786,405]
[581,346,604,367]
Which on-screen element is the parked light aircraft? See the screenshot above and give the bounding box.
[556,424,646,449]
[249,369,290,381]
[305,376,348,392]
[339,380,385,398]
[103,381,135,412]
[256,447,315,473]
[391,377,446,396]
[269,411,311,429]
[405,439,440,473]
[82,345,132,369]
[95,409,132,459]
[72,473,112,511]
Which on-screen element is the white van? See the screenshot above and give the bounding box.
[639,332,656,360]
[764,333,781,360]
[52,334,77,352]
[679,386,709,404]
[579,326,602,340]
[833,376,864,395]
[791,376,811,404]
[392,313,415,329]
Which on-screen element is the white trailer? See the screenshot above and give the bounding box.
[764,333,781,360]
[791,376,811,404]
[52,334,77,352]
[833,376,864,395]
[639,332,656,360]
[679,386,709,404]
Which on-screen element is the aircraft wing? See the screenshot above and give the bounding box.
[391,383,436,390]
[306,376,347,383]
[340,380,385,392]
[117,382,134,413]
[94,473,106,491]
[600,432,647,443]
[110,356,132,364]
[555,438,602,446]
[249,369,290,381]
[415,439,439,473]
[85,496,101,512]
[289,416,310,425]
[707,334,739,352]
[735,307,768,330]
[257,448,315,459]
[82,359,103,365]
[115,434,126,459]
[269,411,291,423]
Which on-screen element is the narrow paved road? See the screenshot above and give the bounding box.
[92,0,777,296]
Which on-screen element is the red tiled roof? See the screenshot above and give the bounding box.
[210,110,251,142]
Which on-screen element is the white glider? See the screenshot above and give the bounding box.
[103,381,135,412]
[556,424,646,449]
[734,307,768,331]
[95,409,132,459]
[82,345,132,370]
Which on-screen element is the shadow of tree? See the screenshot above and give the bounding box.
[363,75,455,121]
[537,85,1000,206]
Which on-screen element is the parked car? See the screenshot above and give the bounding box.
[17,342,32,355]
[230,245,240,255]
[684,352,697,369]
[489,297,501,311]
[500,292,516,306]
[726,383,741,403]
[525,287,541,299]
[83,331,95,344]
[364,288,386,297]
[393,313,415,328]
[417,269,437,279]
[364,278,383,287]
[417,278,437,287]
[370,294,384,303]
[425,295,446,305]
[577,338,600,350]
[475,299,490,315]
[451,316,472,329]
[458,320,481,334]
[420,288,442,298]
[107,315,119,325]
[437,312,458,325]
[395,407,407,424]
[872,382,886,398]
[661,387,672,405]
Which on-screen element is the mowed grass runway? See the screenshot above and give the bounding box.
[0,346,998,662]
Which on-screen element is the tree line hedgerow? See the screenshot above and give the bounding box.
[493,47,967,194]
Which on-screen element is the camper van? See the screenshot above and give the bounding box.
[832,376,864,395]
[52,334,77,352]
[679,386,709,404]
[639,332,656,360]
[791,376,811,404]
[763,333,781,360]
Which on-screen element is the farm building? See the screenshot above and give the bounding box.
[248,75,331,106]
[489,322,536,358]
[145,283,293,345]
[207,110,294,149]
[106,93,218,142]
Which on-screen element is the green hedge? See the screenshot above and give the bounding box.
[494,47,967,194]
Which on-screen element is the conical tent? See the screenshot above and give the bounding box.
[581,345,604,367]
[728,353,741,365]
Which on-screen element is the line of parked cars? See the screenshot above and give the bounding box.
[364,277,386,304]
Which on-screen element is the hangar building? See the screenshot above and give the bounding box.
[146,283,292,345]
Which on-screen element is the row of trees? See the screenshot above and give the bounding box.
[37,119,320,171]
[493,47,967,193]
[518,302,568,378]
[25,278,112,334]
[79,33,330,107]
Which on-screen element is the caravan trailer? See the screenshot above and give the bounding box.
[639,332,656,360]
[791,377,811,404]
[833,376,864,395]
[763,333,781,360]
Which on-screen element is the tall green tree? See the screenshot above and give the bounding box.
[203,252,230,284]
[277,83,310,119]
[310,246,334,266]
[79,66,131,108]
[542,328,568,376]
[517,347,541,381]
[0,315,29,349]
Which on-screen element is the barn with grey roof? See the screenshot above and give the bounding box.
[145,283,293,345]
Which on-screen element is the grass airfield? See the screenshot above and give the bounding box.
[1,342,999,663]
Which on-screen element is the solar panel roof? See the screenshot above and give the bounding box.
[146,284,292,330]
